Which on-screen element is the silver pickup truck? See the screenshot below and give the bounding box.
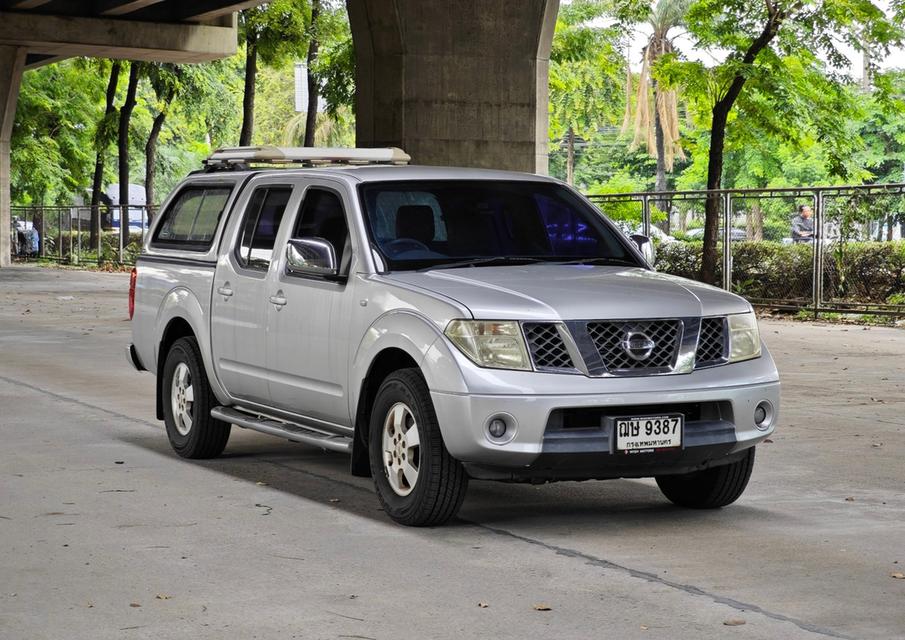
[128,146,779,526]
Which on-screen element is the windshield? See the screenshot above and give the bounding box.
[359,180,639,271]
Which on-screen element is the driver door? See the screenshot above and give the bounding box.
[264,182,356,427]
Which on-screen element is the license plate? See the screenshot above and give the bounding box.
[615,415,683,453]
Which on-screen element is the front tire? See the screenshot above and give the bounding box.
[161,336,230,459]
[656,447,755,509]
[368,368,468,526]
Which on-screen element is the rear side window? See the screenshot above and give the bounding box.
[236,186,292,270]
[152,186,232,249]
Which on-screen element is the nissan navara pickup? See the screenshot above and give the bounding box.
[127,146,780,526]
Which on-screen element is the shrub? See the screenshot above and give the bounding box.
[655,240,905,304]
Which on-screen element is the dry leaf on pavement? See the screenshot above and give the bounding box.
[533,604,552,611]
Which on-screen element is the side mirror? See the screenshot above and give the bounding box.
[286,237,338,278]
[630,233,656,264]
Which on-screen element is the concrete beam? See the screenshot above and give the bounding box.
[348,0,559,174]
[97,0,166,16]
[0,45,26,268]
[0,10,238,63]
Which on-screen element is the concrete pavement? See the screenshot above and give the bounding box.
[1,266,903,639]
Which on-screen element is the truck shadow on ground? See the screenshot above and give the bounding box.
[119,428,775,534]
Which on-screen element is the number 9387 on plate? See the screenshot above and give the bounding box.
[615,415,683,453]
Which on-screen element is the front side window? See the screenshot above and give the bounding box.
[236,186,292,270]
[152,186,232,249]
[358,180,638,271]
[293,189,350,268]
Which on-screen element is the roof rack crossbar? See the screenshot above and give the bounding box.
[203,146,410,169]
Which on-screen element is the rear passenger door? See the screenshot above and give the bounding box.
[211,176,294,405]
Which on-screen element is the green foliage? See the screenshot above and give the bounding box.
[11,60,105,204]
[549,1,624,141]
[239,0,309,65]
[656,240,905,303]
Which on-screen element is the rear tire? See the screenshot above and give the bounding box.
[368,368,468,526]
[656,447,755,509]
[161,336,230,459]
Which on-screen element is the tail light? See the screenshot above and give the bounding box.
[128,267,137,320]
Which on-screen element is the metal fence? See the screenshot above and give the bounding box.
[8,185,905,316]
[9,205,156,266]
[588,183,905,317]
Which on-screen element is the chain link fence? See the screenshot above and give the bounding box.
[588,183,905,317]
[9,205,155,266]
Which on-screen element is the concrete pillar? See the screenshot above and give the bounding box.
[0,46,26,268]
[347,0,558,174]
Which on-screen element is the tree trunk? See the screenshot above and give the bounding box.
[89,60,121,248]
[653,84,669,232]
[700,11,785,283]
[118,63,140,247]
[566,127,575,186]
[754,203,763,241]
[701,103,730,285]
[240,39,257,146]
[303,0,321,147]
[145,110,167,221]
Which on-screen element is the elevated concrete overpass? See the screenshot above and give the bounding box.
[1,0,559,267]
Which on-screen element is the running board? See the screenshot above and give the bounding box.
[211,406,352,453]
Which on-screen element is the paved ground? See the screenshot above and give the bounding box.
[0,266,903,640]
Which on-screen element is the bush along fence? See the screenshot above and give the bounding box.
[588,183,905,317]
[9,205,153,266]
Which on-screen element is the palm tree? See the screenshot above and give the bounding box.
[624,0,688,195]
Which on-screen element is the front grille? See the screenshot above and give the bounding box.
[696,317,728,367]
[586,319,681,372]
[523,322,575,370]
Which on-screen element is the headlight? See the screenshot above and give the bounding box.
[444,320,532,370]
[728,312,761,362]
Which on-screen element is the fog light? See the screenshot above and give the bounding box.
[754,401,773,430]
[488,418,507,438]
[754,405,766,424]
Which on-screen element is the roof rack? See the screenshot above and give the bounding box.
[203,146,410,170]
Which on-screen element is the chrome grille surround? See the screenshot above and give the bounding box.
[586,319,683,373]
[522,322,578,372]
[695,317,729,368]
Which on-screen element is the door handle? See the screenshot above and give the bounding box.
[217,283,233,298]
[269,291,287,307]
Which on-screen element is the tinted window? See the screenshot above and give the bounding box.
[152,186,231,249]
[293,189,349,267]
[359,181,636,271]
[236,186,292,270]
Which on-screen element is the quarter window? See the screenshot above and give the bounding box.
[236,186,292,270]
[152,186,232,249]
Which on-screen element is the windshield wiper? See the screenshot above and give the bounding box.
[418,256,546,272]
[553,257,637,267]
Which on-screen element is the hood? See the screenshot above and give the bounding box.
[383,265,750,320]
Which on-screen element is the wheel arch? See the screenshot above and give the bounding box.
[155,316,198,420]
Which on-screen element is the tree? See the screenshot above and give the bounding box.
[626,0,688,195]
[238,0,308,146]
[303,0,321,146]
[548,0,624,185]
[665,0,904,283]
[89,60,121,245]
[118,62,141,240]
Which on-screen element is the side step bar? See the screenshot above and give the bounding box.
[211,406,352,453]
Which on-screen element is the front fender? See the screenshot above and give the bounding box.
[155,286,229,404]
[349,309,469,418]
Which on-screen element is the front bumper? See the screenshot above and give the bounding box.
[431,378,779,480]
